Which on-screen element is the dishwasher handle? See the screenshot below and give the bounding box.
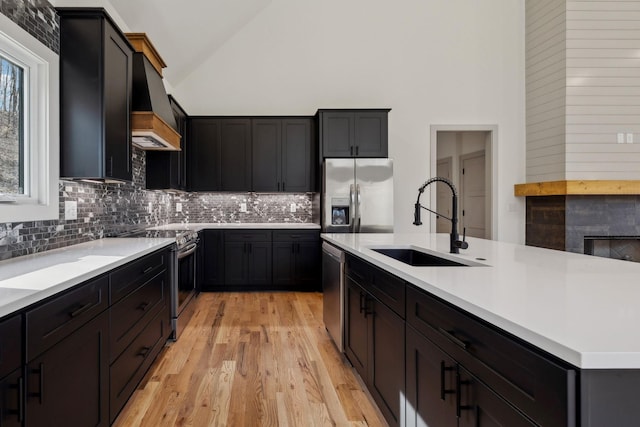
[322,242,344,262]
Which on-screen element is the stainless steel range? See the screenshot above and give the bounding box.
[120,229,199,339]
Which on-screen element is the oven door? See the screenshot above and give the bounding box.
[176,242,197,316]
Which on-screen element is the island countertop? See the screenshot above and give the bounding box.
[321,232,640,369]
[0,238,174,318]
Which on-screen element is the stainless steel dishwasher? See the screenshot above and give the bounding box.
[322,242,344,352]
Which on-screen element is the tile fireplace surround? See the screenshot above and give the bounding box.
[517,181,640,259]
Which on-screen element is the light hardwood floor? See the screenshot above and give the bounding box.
[113,292,388,427]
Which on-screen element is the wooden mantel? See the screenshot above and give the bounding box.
[514,180,640,196]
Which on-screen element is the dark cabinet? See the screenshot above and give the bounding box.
[188,118,221,191]
[252,118,313,192]
[220,119,252,191]
[319,109,389,158]
[343,259,405,426]
[188,118,251,191]
[0,315,22,427]
[224,231,272,287]
[272,230,320,289]
[146,95,188,190]
[406,326,537,427]
[201,230,225,291]
[58,8,133,181]
[26,311,110,427]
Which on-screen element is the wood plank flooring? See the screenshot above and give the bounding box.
[113,292,388,427]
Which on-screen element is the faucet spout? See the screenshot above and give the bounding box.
[413,177,468,254]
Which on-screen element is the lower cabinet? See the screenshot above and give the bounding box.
[12,246,173,426]
[26,311,110,427]
[200,230,224,290]
[0,369,23,427]
[344,276,405,426]
[405,326,536,427]
[272,230,320,289]
[200,228,321,291]
[224,231,272,287]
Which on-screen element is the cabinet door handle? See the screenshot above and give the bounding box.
[350,146,354,156]
[363,296,374,318]
[438,327,468,350]
[455,368,473,418]
[359,292,365,314]
[291,244,295,254]
[30,363,44,404]
[18,375,24,422]
[440,361,456,401]
[142,266,154,274]
[69,301,95,318]
[277,182,280,191]
[355,145,359,156]
[282,182,286,192]
[248,243,252,254]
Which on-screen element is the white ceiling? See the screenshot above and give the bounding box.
[53,0,273,87]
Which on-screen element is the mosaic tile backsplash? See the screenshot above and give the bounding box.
[0,147,315,261]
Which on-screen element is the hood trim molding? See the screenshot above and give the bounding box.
[125,32,166,76]
[131,112,181,151]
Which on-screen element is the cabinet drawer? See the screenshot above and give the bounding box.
[110,270,167,362]
[272,230,319,242]
[0,315,21,378]
[406,285,575,427]
[345,254,405,317]
[224,230,272,242]
[110,248,168,304]
[110,309,166,422]
[26,276,109,361]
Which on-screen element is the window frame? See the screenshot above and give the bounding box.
[0,11,59,222]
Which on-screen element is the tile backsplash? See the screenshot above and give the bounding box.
[0,148,316,261]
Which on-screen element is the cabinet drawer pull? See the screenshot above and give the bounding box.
[438,327,468,350]
[69,301,95,318]
[137,302,150,311]
[137,346,151,358]
[142,266,154,274]
[440,361,456,401]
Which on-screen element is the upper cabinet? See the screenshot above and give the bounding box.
[188,118,251,192]
[252,118,314,192]
[189,117,315,192]
[58,8,133,181]
[146,95,188,190]
[318,109,390,158]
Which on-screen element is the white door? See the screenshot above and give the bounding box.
[436,157,452,233]
[460,151,486,238]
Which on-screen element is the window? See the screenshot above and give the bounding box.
[0,12,59,222]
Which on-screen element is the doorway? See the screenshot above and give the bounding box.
[430,125,496,240]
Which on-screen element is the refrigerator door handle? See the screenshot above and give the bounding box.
[356,183,362,233]
[349,184,356,233]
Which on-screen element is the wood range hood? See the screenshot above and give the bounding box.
[125,33,181,151]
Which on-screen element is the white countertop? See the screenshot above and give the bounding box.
[149,222,321,231]
[0,238,174,318]
[322,232,640,370]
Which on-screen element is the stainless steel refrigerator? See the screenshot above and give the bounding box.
[322,158,394,233]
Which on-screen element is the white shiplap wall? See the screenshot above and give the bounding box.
[527,0,640,181]
[565,0,640,180]
[526,0,567,182]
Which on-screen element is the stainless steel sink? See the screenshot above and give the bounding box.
[370,247,483,267]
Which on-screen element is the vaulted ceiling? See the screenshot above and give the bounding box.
[52,0,272,87]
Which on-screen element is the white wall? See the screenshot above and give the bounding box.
[170,0,527,242]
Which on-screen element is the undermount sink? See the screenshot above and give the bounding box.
[371,247,472,267]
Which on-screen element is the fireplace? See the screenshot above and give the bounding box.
[524,194,640,254]
[584,236,640,263]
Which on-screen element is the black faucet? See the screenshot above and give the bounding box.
[413,177,468,254]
